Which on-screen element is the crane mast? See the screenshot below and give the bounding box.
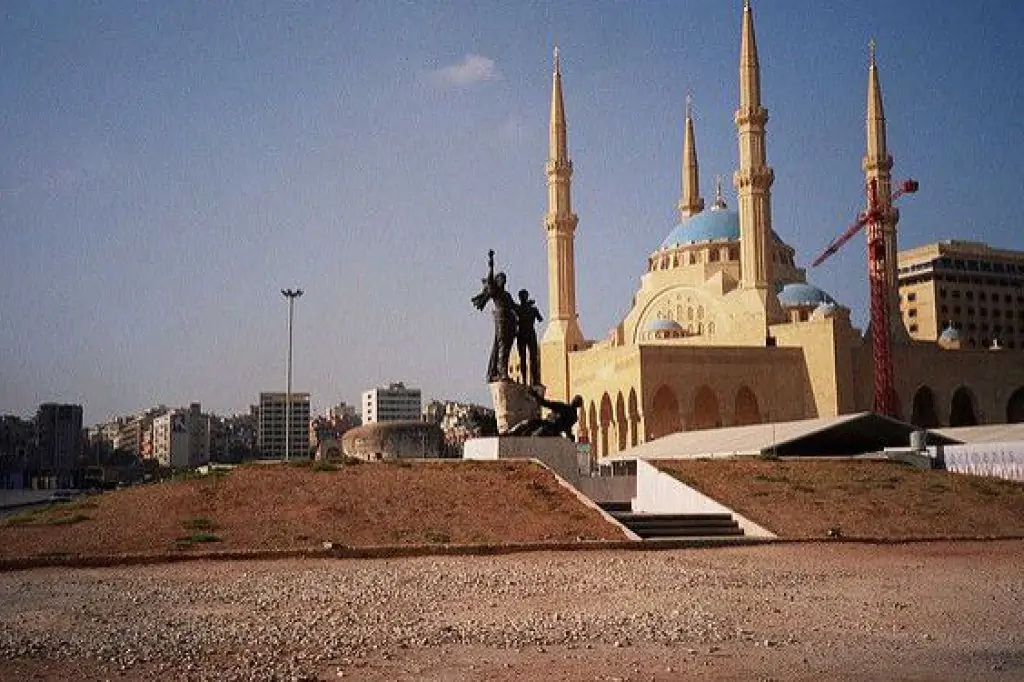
[812,178,918,417]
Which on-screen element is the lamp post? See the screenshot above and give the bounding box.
[281,288,303,461]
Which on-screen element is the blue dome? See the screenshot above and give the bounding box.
[776,282,836,309]
[645,319,684,333]
[661,208,739,249]
[939,326,961,342]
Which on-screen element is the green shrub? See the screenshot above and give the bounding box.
[183,518,216,531]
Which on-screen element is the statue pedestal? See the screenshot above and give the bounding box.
[489,381,544,433]
[463,436,583,487]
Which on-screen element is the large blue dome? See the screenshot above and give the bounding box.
[776,282,836,308]
[660,208,739,249]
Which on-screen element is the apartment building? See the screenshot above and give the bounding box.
[361,382,422,424]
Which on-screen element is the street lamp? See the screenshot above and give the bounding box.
[281,288,303,461]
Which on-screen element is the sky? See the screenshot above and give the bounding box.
[2,1,1024,425]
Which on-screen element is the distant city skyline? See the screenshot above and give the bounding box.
[3,1,1024,424]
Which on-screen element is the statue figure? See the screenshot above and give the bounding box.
[514,289,543,386]
[472,250,517,382]
[506,388,584,440]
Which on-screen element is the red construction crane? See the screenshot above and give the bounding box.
[811,177,919,417]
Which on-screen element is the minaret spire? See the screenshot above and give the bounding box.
[678,93,705,220]
[542,45,584,399]
[734,0,776,300]
[862,40,903,338]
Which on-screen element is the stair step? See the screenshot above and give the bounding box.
[634,526,745,538]
[613,513,734,524]
[620,518,740,530]
[598,501,632,513]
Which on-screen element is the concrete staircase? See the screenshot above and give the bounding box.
[599,502,744,540]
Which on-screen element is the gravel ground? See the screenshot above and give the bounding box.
[1,541,1022,681]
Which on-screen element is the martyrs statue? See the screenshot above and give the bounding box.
[506,388,584,440]
[514,289,543,386]
[472,250,517,382]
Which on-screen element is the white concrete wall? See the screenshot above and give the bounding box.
[632,459,776,538]
[576,475,636,504]
[464,437,581,486]
[931,443,1024,482]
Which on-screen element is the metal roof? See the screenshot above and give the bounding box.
[607,412,959,461]
[932,423,1024,444]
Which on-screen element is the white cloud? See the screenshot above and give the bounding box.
[430,54,499,88]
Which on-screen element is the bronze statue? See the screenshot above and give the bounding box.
[514,289,543,386]
[506,388,584,440]
[472,250,517,382]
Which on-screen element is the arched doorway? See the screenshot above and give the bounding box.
[1007,387,1024,423]
[587,402,599,458]
[627,389,640,447]
[599,393,613,457]
[649,386,681,439]
[734,386,761,426]
[615,392,627,452]
[692,385,721,431]
[910,386,940,428]
[949,386,978,427]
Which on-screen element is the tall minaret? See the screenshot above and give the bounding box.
[541,47,584,399]
[733,0,775,295]
[678,94,705,220]
[863,40,903,335]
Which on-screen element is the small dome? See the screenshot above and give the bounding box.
[811,302,839,320]
[939,326,961,342]
[645,318,684,333]
[776,282,836,309]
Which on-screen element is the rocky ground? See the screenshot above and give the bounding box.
[2,541,1022,681]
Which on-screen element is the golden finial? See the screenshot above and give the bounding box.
[713,174,727,208]
[743,0,751,11]
[553,45,560,74]
[685,93,693,120]
[868,38,876,67]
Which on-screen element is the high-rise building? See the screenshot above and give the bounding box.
[897,240,1024,350]
[152,403,210,469]
[361,382,422,424]
[257,392,310,459]
[35,403,83,477]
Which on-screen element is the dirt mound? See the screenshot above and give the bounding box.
[0,460,625,561]
[655,458,1024,539]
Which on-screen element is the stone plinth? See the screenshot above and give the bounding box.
[489,381,542,433]
[464,436,582,486]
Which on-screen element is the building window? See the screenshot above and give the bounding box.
[909,324,918,333]
[908,308,917,318]
[952,290,961,299]
[939,288,948,299]
[979,292,986,301]
[966,291,974,301]
[907,292,917,302]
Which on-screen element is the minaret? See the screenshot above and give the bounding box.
[541,47,584,399]
[678,94,705,220]
[863,40,903,336]
[733,0,775,295]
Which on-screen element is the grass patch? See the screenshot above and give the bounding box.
[752,474,789,484]
[791,484,816,494]
[182,517,216,531]
[48,513,91,526]
[310,460,338,472]
[423,529,451,544]
[175,532,221,549]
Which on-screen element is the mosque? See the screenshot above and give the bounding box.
[537,1,1024,459]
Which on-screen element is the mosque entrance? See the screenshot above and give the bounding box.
[910,386,940,428]
[949,387,978,427]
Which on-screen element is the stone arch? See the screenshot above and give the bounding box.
[587,402,598,457]
[734,386,761,426]
[649,386,681,440]
[910,385,940,428]
[577,405,590,446]
[692,385,721,431]
[599,393,613,459]
[949,386,978,427]
[615,392,627,453]
[628,388,640,447]
[1006,387,1024,423]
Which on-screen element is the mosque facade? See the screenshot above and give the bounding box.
[538,1,1024,459]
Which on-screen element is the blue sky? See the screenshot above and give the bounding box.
[2,1,1023,424]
